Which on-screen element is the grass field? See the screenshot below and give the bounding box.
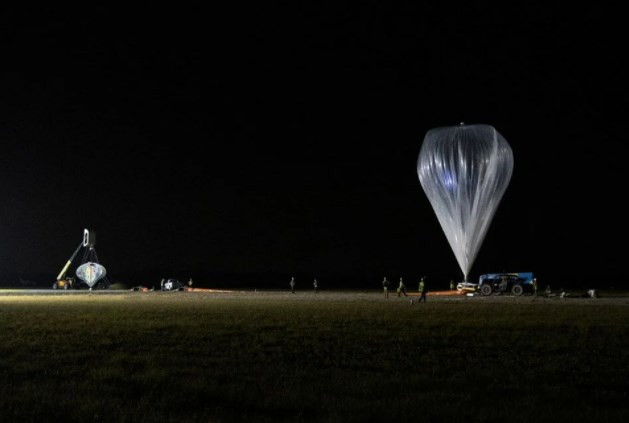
[1,291,628,422]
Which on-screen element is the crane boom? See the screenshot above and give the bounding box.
[56,241,84,281]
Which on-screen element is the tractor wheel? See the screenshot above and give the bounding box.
[493,288,502,296]
[512,284,524,296]
[480,284,493,296]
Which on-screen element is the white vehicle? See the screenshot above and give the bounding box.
[163,278,184,291]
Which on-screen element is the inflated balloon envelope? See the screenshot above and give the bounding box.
[76,262,107,288]
[417,124,513,281]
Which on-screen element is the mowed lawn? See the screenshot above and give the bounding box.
[1,291,628,422]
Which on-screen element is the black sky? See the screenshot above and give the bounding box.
[0,4,625,287]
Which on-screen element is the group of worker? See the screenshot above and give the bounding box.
[382,276,428,302]
[289,277,318,293]
[287,276,458,301]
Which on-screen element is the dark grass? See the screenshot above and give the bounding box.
[1,292,628,422]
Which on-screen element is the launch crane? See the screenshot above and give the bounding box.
[54,229,109,290]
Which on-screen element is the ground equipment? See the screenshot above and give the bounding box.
[54,229,109,290]
[457,272,535,296]
[478,272,534,296]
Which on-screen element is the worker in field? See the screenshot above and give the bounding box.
[313,278,319,293]
[532,278,538,296]
[290,276,296,293]
[450,280,455,291]
[397,277,407,297]
[382,277,390,298]
[418,277,427,302]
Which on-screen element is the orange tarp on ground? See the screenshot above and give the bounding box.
[183,288,232,293]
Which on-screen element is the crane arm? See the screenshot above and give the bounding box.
[56,242,84,281]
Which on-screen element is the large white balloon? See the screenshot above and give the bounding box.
[76,262,107,288]
[417,124,513,280]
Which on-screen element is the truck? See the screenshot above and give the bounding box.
[458,272,535,296]
[478,272,534,296]
[162,278,185,291]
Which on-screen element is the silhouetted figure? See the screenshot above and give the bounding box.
[397,278,407,297]
[382,277,390,298]
[290,277,295,293]
[313,278,318,293]
[418,277,427,303]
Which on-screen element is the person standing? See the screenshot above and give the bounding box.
[418,277,427,303]
[290,277,295,294]
[532,278,538,297]
[449,280,455,291]
[397,277,407,297]
[382,277,390,298]
[313,278,319,293]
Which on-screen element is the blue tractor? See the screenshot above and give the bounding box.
[478,272,534,296]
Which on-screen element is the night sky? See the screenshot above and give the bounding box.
[0,4,624,288]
